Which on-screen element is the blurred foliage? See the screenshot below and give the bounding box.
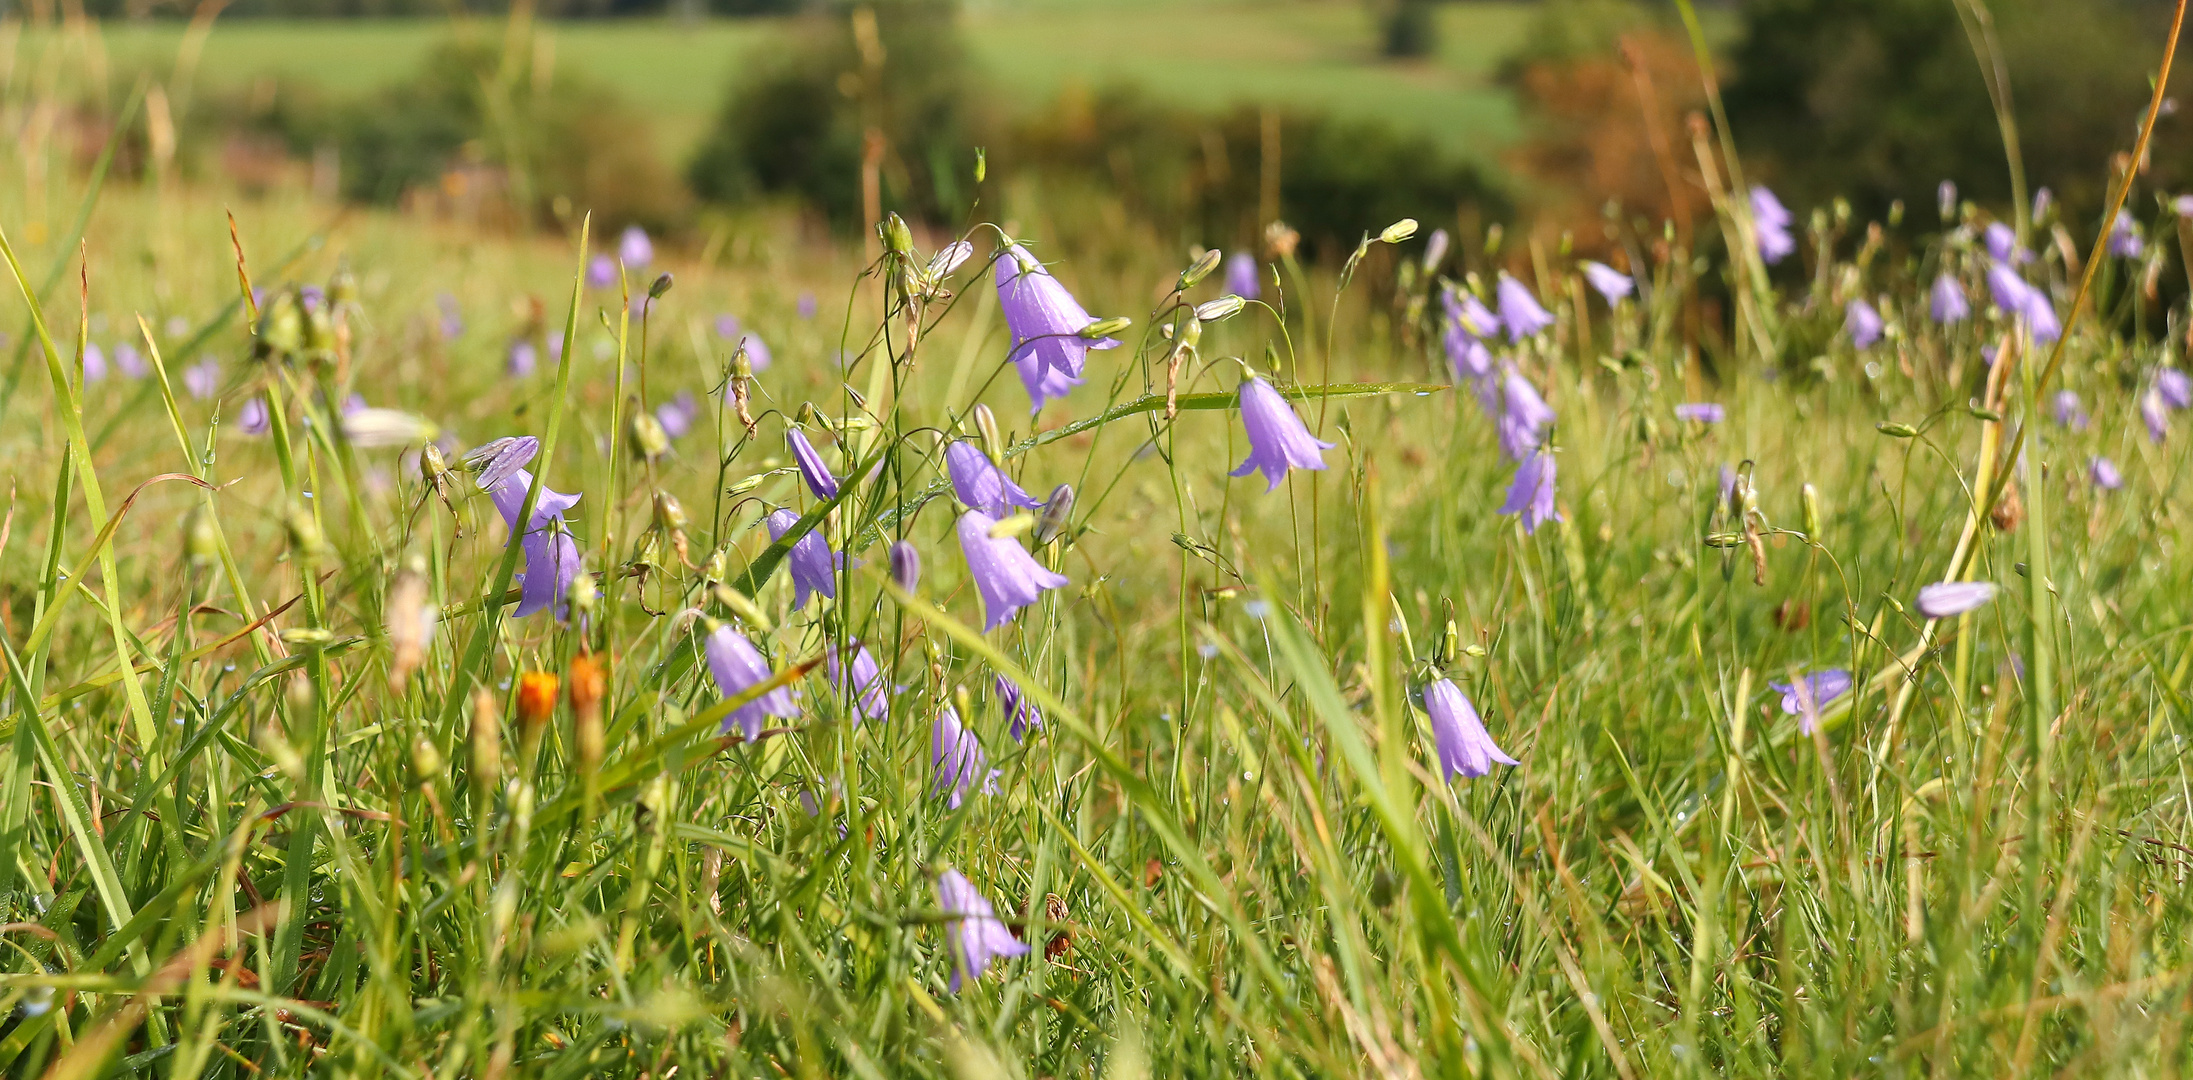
[70,0,802,15]
[1377,0,1440,59]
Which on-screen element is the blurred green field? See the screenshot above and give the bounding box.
[71,1,1532,161]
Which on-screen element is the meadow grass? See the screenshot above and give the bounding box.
[3,45,2193,1080]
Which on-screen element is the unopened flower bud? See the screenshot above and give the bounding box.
[1379,218,1420,244]
[516,671,559,732]
[882,213,915,257]
[1080,316,1132,340]
[1876,422,1919,439]
[972,403,1002,455]
[648,272,674,300]
[1438,618,1462,668]
[410,736,444,786]
[654,491,688,532]
[627,409,671,461]
[890,540,921,592]
[1801,483,1822,537]
[569,652,608,776]
[566,569,599,618]
[470,687,501,783]
[1193,295,1245,322]
[1180,248,1222,290]
[185,505,221,567]
[1035,484,1074,545]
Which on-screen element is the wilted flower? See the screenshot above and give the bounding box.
[826,643,893,725]
[1674,402,1725,424]
[1915,580,1996,619]
[238,396,271,436]
[1230,376,1335,491]
[2158,368,2192,410]
[656,391,699,440]
[1845,298,1883,348]
[1580,261,1635,304]
[736,333,772,373]
[935,868,1028,992]
[507,339,537,377]
[114,342,149,379]
[1769,668,1852,733]
[2142,388,2171,444]
[468,436,585,620]
[1495,274,1554,342]
[1496,369,1556,461]
[184,358,219,400]
[1750,186,1795,265]
[704,621,797,740]
[995,244,1120,412]
[947,440,1040,517]
[1499,448,1559,534]
[1424,678,1517,781]
[931,704,998,809]
[890,540,921,592]
[2108,211,2144,259]
[1224,252,1261,301]
[586,254,617,290]
[618,225,653,270]
[2052,390,2089,430]
[81,343,107,383]
[787,428,840,500]
[1929,272,1970,324]
[996,673,1041,741]
[766,508,840,610]
[957,510,1070,631]
[2091,456,2124,491]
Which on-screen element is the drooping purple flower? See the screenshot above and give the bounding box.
[1845,298,1883,348]
[947,440,1040,516]
[703,621,798,740]
[1441,289,1495,380]
[2092,456,2124,491]
[81,343,107,383]
[1229,376,1335,491]
[1750,186,1795,265]
[1915,581,1997,619]
[1496,369,1556,461]
[183,358,219,400]
[996,673,1041,741]
[1929,272,1970,325]
[2052,389,2089,430]
[656,391,699,439]
[2158,368,2192,410]
[1424,228,1451,272]
[1580,261,1635,304]
[826,643,892,725]
[1224,251,1261,302]
[890,540,921,592]
[930,705,999,810]
[1498,448,1559,535]
[1769,668,1852,734]
[2108,211,2144,259]
[935,868,1028,992]
[1986,261,2059,341]
[469,436,585,621]
[506,339,538,378]
[995,244,1120,413]
[586,254,617,290]
[1424,678,1517,781]
[766,508,840,610]
[1495,274,1555,342]
[1984,222,2018,263]
[787,428,840,500]
[618,225,654,270]
[797,291,818,320]
[957,510,1070,631]
[237,395,270,436]
[1674,402,1725,424]
[2143,389,2170,444]
[114,342,148,379]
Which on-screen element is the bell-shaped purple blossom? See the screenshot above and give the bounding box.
[1769,668,1852,734]
[586,254,617,290]
[1984,222,2018,262]
[114,342,148,379]
[931,704,999,810]
[947,440,1040,517]
[2052,389,2089,430]
[890,540,921,592]
[787,428,840,500]
[2108,211,2144,259]
[704,621,798,740]
[1986,261,2059,341]
[1495,274,1555,342]
[1674,402,1725,424]
[1845,298,1883,348]
[2144,389,2171,444]
[996,673,1041,741]
[470,436,585,620]
[935,868,1028,992]
[2158,368,2192,410]
[183,358,219,400]
[1441,289,1495,380]
[1915,581,1996,619]
[1498,448,1559,535]
[506,339,537,377]
[995,244,1120,413]
[1580,261,1635,304]
[1229,376,1335,491]
[1424,678,1517,781]
[1929,272,1970,325]
[1496,369,1556,461]
[1750,186,1795,265]
[237,396,271,436]
[957,510,1069,632]
[2092,456,2124,491]
[619,225,654,270]
[826,643,893,725]
[766,508,840,610]
[656,391,699,440]
[1224,252,1261,301]
[81,343,107,383]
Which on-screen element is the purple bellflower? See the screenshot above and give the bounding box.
[1497,369,1556,461]
[1986,261,2060,342]
[1580,261,1635,304]
[947,440,1041,517]
[766,508,840,610]
[2143,388,2171,444]
[1230,376,1335,491]
[1984,222,2019,263]
[1441,288,1495,380]
[787,428,840,500]
[2052,390,2089,430]
[935,868,1028,992]
[704,621,798,741]
[1674,402,1726,424]
[1424,678,1518,781]
[1915,581,1996,619]
[958,510,1070,631]
[114,343,148,379]
[996,673,1041,741]
[2108,211,2144,259]
[469,436,585,620]
[2092,456,2124,491]
[1224,251,1261,301]
[1750,186,1795,265]
[827,643,894,725]
[507,339,538,377]
[2158,368,2193,410]
[656,391,699,440]
[1930,272,1970,324]
[1769,668,1852,734]
[931,704,999,809]
[183,359,219,400]
[995,244,1120,412]
[619,225,654,270]
[1495,274,1555,342]
[1499,448,1560,535]
[81,343,107,383]
[890,540,921,592]
[237,395,270,436]
[1845,298,1883,348]
[586,254,617,290]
